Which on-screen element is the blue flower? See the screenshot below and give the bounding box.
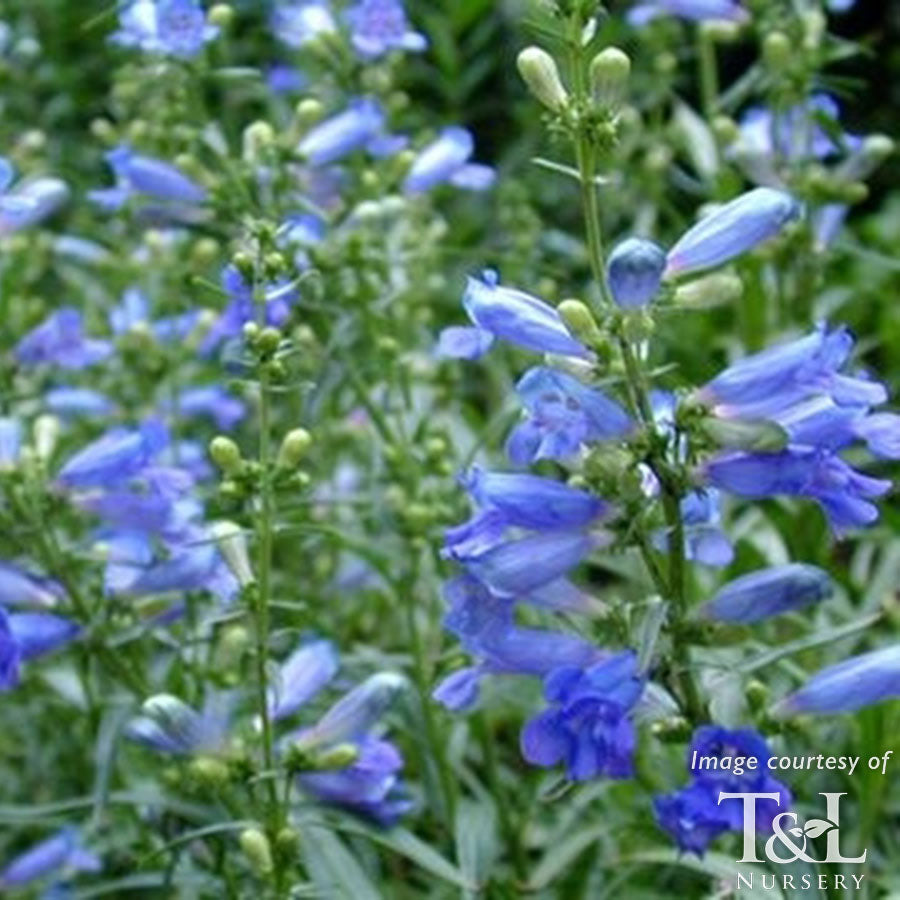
[0,562,64,609]
[1,607,81,691]
[296,672,406,750]
[668,489,734,567]
[56,420,169,489]
[175,386,247,430]
[772,644,900,715]
[506,366,633,464]
[345,0,426,59]
[271,0,336,47]
[664,188,799,279]
[126,693,232,754]
[112,0,219,58]
[438,271,587,361]
[269,640,339,721]
[297,98,401,166]
[520,651,644,780]
[0,158,69,234]
[0,417,23,469]
[445,466,607,556]
[606,237,666,308]
[403,127,495,194]
[45,387,115,419]
[90,145,207,211]
[701,564,833,624]
[291,673,412,824]
[299,736,413,825]
[654,726,791,855]
[0,828,100,889]
[449,530,601,600]
[201,265,299,353]
[433,575,601,710]
[706,447,891,534]
[699,324,881,415]
[16,310,113,370]
[628,0,747,25]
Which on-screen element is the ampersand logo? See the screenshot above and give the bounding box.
[717,791,867,865]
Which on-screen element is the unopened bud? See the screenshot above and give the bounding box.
[256,327,281,356]
[517,47,569,113]
[557,299,602,345]
[606,237,665,309]
[590,47,630,111]
[673,272,743,309]
[243,121,275,163]
[189,756,230,787]
[209,436,243,474]
[211,521,255,587]
[310,742,359,770]
[208,3,234,28]
[33,414,60,462]
[701,416,788,453]
[295,98,324,126]
[762,32,791,70]
[277,428,312,469]
[239,828,273,877]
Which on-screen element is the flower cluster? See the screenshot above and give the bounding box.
[654,726,791,855]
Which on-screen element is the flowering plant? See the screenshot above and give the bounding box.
[0,0,897,896]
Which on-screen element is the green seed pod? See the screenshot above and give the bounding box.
[762,32,791,70]
[208,3,234,28]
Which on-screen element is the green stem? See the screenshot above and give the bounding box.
[696,27,718,125]
[567,37,707,725]
[253,365,284,895]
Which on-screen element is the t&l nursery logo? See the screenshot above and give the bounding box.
[720,792,867,892]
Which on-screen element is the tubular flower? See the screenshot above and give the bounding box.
[506,366,633,464]
[664,188,800,279]
[0,828,100,889]
[772,644,900,715]
[345,0,426,59]
[297,98,404,166]
[0,157,68,234]
[403,127,495,194]
[15,310,113,370]
[271,0,336,47]
[112,0,219,58]
[628,0,748,25]
[438,271,588,361]
[654,726,791,855]
[1,605,81,691]
[700,564,833,624]
[521,651,645,781]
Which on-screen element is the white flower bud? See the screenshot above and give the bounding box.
[516,47,569,113]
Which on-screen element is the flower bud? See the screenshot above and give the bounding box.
[606,238,666,308]
[762,32,791,70]
[189,756,230,788]
[701,416,788,453]
[310,742,360,770]
[277,428,312,469]
[239,828,273,877]
[208,3,234,28]
[211,521,255,587]
[701,564,832,624]
[256,327,281,356]
[209,436,243,474]
[276,827,300,860]
[296,98,325,126]
[557,299,603,345]
[243,121,275,163]
[673,272,743,309]
[516,47,569,113]
[664,188,799,279]
[590,47,630,111]
[33,414,60,462]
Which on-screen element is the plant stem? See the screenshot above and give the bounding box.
[696,27,718,125]
[253,362,284,892]
[568,36,707,725]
